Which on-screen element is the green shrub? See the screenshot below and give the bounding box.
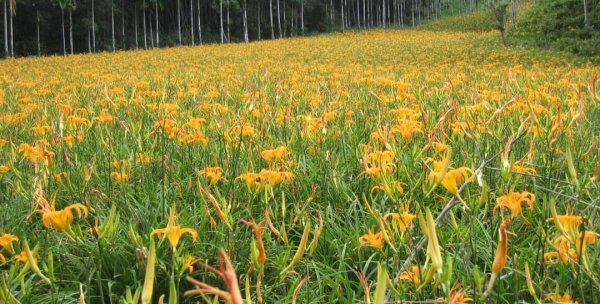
[509,0,600,56]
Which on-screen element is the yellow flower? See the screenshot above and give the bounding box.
[511,163,537,175]
[0,233,18,252]
[447,285,473,304]
[151,205,198,250]
[494,191,535,216]
[15,251,29,264]
[35,193,88,233]
[181,255,200,273]
[236,172,260,188]
[358,228,384,252]
[440,167,473,196]
[544,236,578,264]
[258,169,294,186]
[110,172,129,183]
[359,150,395,181]
[0,253,5,264]
[137,153,151,165]
[261,146,289,162]
[398,265,421,285]
[18,143,54,165]
[383,211,415,234]
[371,181,405,196]
[390,119,422,142]
[546,292,578,304]
[198,167,224,185]
[549,204,583,242]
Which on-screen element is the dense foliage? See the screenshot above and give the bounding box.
[508,0,600,56]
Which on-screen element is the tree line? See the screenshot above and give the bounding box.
[2,0,477,57]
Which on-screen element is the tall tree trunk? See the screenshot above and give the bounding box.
[135,6,139,49]
[197,0,202,44]
[36,9,40,56]
[143,3,148,49]
[8,0,12,57]
[61,9,66,56]
[363,0,366,27]
[227,0,230,42]
[356,0,360,28]
[301,0,304,35]
[411,0,415,26]
[121,0,125,49]
[277,0,281,38]
[220,0,224,43]
[257,0,261,39]
[383,0,386,28]
[341,0,345,31]
[400,0,403,25]
[92,0,95,52]
[69,7,73,54]
[190,0,194,45]
[330,0,334,25]
[111,0,116,51]
[283,0,286,36]
[155,0,159,47]
[269,0,274,39]
[510,0,516,25]
[177,0,181,45]
[3,0,7,58]
[583,0,588,27]
[243,0,248,42]
[149,9,154,47]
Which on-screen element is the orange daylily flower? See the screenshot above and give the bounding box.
[35,192,88,233]
[439,167,473,197]
[359,150,395,181]
[0,233,18,253]
[151,205,198,250]
[399,265,421,285]
[261,146,289,162]
[236,172,260,188]
[546,292,578,304]
[549,204,583,242]
[198,166,224,185]
[110,172,129,183]
[358,228,384,251]
[181,255,201,274]
[544,236,578,264]
[15,251,29,264]
[494,191,535,216]
[18,143,54,166]
[446,285,473,304]
[384,211,415,235]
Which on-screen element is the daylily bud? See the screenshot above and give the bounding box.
[281,220,311,275]
[141,240,156,304]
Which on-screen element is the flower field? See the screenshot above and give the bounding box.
[0,26,599,303]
